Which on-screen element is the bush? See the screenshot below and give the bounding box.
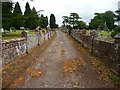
[111,26,120,38]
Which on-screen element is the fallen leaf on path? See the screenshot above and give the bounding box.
[62,58,86,74]
[9,76,25,88]
[27,68,45,78]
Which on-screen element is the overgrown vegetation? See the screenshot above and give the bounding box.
[111,26,120,38]
[109,72,120,82]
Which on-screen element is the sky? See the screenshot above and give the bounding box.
[12,0,120,26]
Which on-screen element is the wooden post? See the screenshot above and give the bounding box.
[114,33,120,77]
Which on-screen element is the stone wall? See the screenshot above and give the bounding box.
[70,30,119,74]
[2,31,54,66]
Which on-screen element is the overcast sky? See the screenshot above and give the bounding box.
[12,0,120,26]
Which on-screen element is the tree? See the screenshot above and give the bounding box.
[89,11,115,30]
[111,26,120,38]
[24,2,32,29]
[103,11,115,30]
[45,16,48,28]
[2,2,13,30]
[29,7,39,29]
[24,2,31,16]
[78,21,87,29]
[38,14,48,28]
[69,13,81,28]
[12,2,23,29]
[13,2,22,16]
[62,16,69,26]
[50,14,57,29]
[89,13,104,29]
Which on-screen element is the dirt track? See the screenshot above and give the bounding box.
[7,30,113,88]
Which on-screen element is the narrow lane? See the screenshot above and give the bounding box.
[19,30,110,88]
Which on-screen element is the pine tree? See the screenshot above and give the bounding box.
[24,2,31,16]
[29,7,39,29]
[24,2,32,29]
[2,2,13,30]
[50,14,56,29]
[38,15,48,28]
[12,2,23,29]
[13,2,22,16]
[45,16,48,28]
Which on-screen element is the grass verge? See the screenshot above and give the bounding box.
[2,30,36,40]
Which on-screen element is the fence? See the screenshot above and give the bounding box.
[1,31,54,66]
[70,30,120,75]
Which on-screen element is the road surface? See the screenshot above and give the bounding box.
[15,30,111,88]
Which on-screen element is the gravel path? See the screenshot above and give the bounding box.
[18,30,110,88]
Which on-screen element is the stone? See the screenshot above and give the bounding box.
[0,28,4,33]
[21,30,27,38]
[114,33,120,44]
[114,33,120,39]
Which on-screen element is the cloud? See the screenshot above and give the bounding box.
[13,0,120,26]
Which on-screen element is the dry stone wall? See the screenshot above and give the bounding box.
[70,30,120,75]
[2,31,54,66]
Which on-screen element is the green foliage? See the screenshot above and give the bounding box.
[62,16,69,26]
[111,27,120,38]
[38,15,48,28]
[78,21,87,29]
[2,1,49,30]
[89,11,115,30]
[24,2,31,16]
[12,16,24,30]
[24,4,39,29]
[12,2,23,29]
[89,13,104,29]
[103,11,115,30]
[29,7,39,29]
[2,2,13,18]
[54,24,58,28]
[109,72,120,82]
[13,2,22,16]
[69,13,81,28]
[24,2,32,29]
[50,14,57,29]
[2,2,13,30]
[62,13,82,29]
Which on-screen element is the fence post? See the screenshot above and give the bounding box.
[26,34,28,54]
[21,30,28,54]
[91,36,94,53]
[36,30,40,46]
[114,33,120,77]
[90,30,97,53]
